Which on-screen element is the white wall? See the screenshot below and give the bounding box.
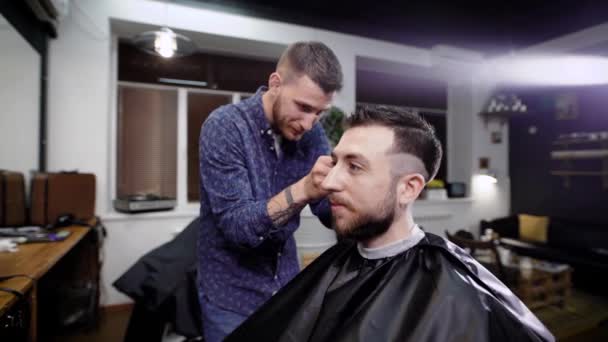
[101,214,196,304]
[446,75,511,231]
[48,0,508,305]
[0,16,40,184]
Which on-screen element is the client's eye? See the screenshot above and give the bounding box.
[348,163,362,172]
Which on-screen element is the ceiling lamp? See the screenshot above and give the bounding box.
[131,1,197,58]
[133,26,197,58]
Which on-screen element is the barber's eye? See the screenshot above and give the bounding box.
[299,104,313,112]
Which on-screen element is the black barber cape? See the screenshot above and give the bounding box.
[226,232,554,342]
[113,218,202,338]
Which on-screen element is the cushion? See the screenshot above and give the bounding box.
[518,214,549,243]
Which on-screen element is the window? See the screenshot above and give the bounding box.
[115,83,250,208]
[116,85,177,199]
[187,92,233,202]
[115,42,275,210]
[419,112,447,182]
[355,60,448,182]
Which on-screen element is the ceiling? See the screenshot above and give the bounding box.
[124,1,608,109]
[188,0,608,56]
[112,19,286,60]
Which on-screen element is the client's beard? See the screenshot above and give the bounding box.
[334,187,397,242]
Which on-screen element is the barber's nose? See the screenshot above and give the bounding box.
[302,114,316,131]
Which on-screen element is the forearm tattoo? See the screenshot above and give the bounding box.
[285,185,295,206]
[269,186,304,227]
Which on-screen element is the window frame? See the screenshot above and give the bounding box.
[110,79,253,215]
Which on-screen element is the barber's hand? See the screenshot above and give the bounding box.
[297,156,333,202]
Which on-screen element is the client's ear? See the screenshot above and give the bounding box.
[398,174,426,206]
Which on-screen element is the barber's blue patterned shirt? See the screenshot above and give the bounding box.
[197,87,332,315]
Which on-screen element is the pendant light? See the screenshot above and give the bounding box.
[132,0,197,58]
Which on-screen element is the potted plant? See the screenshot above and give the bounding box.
[422,179,447,200]
[320,106,346,147]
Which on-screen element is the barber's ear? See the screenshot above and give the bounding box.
[398,174,426,205]
[268,72,282,91]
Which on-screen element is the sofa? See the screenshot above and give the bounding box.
[480,214,608,294]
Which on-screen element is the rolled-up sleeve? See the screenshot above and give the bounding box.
[200,117,274,248]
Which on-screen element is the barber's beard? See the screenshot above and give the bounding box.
[271,97,281,126]
[272,97,288,134]
[333,187,397,242]
[272,97,299,141]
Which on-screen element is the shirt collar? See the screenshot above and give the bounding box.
[251,86,272,136]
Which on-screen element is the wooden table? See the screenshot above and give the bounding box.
[511,263,572,310]
[0,226,91,341]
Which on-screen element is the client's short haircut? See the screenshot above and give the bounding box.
[345,105,443,181]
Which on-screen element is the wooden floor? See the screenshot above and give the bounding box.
[42,291,608,342]
[562,321,608,342]
[44,304,193,342]
[47,306,132,342]
[535,289,608,341]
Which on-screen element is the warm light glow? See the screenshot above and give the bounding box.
[154,27,177,58]
[487,55,608,86]
[477,174,498,184]
[472,174,498,198]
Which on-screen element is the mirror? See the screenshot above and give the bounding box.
[0,13,40,184]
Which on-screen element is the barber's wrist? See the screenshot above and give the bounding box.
[291,178,310,205]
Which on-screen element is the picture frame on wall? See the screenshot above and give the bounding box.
[555,93,578,120]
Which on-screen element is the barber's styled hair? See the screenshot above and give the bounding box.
[278,41,343,93]
[345,105,443,182]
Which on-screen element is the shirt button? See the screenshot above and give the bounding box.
[260,130,264,135]
[277,252,282,257]
[267,129,272,135]
[272,290,277,295]
[270,146,274,150]
[258,236,264,241]
[274,275,278,280]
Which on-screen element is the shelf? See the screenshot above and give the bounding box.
[102,209,198,222]
[479,111,529,127]
[551,149,608,160]
[550,137,608,189]
[550,171,608,176]
[415,197,473,204]
[553,137,608,145]
[553,131,608,145]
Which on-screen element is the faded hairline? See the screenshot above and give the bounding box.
[277,59,296,81]
[386,150,430,182]
[347,122,431,181]
[276,53,336,94]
